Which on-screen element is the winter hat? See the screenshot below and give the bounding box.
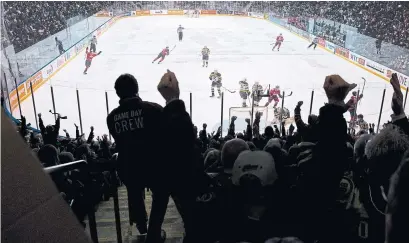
[232,151,278,187]
[38,144,59,167]
[115,73,139,99]
[354,134,373,159]
[323,74,357,105]
[59,152,75,164]
[221,138,250,173]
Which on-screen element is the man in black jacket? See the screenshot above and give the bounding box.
[107,74,164,241]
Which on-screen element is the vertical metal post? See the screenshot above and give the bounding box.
[13,78,22,118]
[50,86,57,121]
[112,183,122,243]
[309,90,314,115]
[250,91,255,127]
[76,89,83,135]
[220,92,224,137]
[279,91,285,133]
[376,89,386,133]
[404,87,408,109]
[3,73,12,115]
[189,92,192,119]
[29,82,39,129]
[105,91,112,141]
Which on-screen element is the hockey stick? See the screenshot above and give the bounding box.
[359,77,366,105]
[169,45,177,53]
[222,86,236,93]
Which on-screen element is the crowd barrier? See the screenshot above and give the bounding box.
[2,9,409,138]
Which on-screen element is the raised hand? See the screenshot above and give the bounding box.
[158,69,180,103]
[390,73,404,116]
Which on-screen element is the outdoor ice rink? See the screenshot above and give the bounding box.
[18,15,407,136]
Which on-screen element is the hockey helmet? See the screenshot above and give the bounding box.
[255,81,259,84]
[214,69,218,73]
[352,91,357,96]
[93,35,96,38]
[358,114,364,119]
[279,33,282,35]
[166,46,169,49]
[275,85,280,89]
[204,45,207,48]
[242,78,247,82]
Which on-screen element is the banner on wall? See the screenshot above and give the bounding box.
[335,47,349,58]
[201,10,217,15]
[135,10,150,15]
[168,10,183,15]
[150,10,167,15]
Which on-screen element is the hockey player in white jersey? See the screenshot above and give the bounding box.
[239,78,250,107]
[209,70,222,98]
[89,35,98,52]
[251,81,264,106]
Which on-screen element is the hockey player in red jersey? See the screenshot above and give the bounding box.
[83,47,102,74]
[152,46,170,64]
[265,85,282,107]
[272,33,284,51]
[348,91,363,124]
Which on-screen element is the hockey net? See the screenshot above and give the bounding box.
[229,106,293,133]
[187,10,200,18]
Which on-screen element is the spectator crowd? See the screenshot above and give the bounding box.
[5,69,409,243]
[2,1,112,52]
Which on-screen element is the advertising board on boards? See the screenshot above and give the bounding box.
[325,42,336,53]
[200,10,217,15]
[335,47,349,59]
[168,10,184,15]
[350,52,366,66]
[366,60,385,75]
[234,11,247,16]
[150,10,168,15]
[135,10,150,16]
[248,12,264,19]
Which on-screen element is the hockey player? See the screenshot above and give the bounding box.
[89,35,98,52]
[307,36,318,50]
[348,91,363,124]
[152,46,170,64]
[201,46,210,67]
[251,81,264,106]
[265,85,282,107]
[83,47,102,74]
[177,25,184,42]
[239,78,250,107]
[357,114,369,133]
[209,70,222,98]
[272,33,284,51]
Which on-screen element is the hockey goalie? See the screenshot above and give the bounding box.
[251,81,264,106]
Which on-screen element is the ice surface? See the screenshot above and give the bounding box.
[18,16,408,136]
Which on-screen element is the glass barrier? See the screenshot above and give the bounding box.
[345,31,409,76]
[14,16,110,83]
